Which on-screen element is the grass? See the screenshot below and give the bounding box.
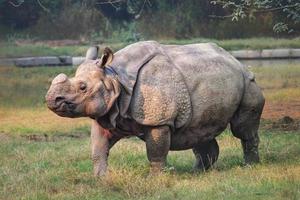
[0,107,90,136]
[0,44,88,58]
[252,64,300,90]
[0,62,299,199]
[1,37,300,58]
[0,66,90,136]
[0,42,130,58]
[161,37,300,51]
[0,130,299,200]
[0,66,75,108]
[251,64,300,102]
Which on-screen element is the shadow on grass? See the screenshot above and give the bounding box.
[167,141,299,175]
[262,147,300,165]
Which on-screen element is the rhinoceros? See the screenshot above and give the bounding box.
[46,41,265,176]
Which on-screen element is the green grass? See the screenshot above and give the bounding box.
[0,66,75,108]
[252,64,300,90]
[0,44,88,58]
[1,37,300,58]
[0,42,128,58]
[251,64,300,102]
[0,130,299,200]
[161,37,300,51]
[0,66,91,136]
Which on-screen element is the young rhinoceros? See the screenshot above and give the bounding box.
[46,41,265,176]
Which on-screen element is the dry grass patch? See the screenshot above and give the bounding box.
[263,88,300,102]
[0,107,90,135]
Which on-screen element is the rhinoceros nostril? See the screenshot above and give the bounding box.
[55,96,65,105]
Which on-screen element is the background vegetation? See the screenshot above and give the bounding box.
[0,0,299,42]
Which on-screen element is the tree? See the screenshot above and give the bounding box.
[210,0,300,33]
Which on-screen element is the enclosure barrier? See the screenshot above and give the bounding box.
[1,49,300,67]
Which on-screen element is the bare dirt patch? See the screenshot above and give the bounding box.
[0,132,88,143]
[262,116,300,131]
[262,100,300,120]
[21,133,88,142]
[261,101,300,131]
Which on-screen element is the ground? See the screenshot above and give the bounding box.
[263,101,300,119]
[0,61,299,199]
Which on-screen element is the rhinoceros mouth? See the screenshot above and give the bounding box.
[50,101,78,116]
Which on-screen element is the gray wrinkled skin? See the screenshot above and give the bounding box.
[46,41,265,176]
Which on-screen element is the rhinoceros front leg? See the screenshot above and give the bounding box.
[145,126,171,174]
[91,120,119,176]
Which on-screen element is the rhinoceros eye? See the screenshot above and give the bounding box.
[79,82,87,91]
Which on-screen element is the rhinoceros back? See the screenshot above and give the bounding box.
[109,41,248,134]
[164,43,246,131]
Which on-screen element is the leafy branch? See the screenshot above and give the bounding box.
[210,0,300,33]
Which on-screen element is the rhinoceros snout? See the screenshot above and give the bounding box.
[48,96,66,109]
[45,92,62,110]
[46,73,69,109]
[46,93,77,116]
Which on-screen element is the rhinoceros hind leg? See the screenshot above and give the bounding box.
[192,139,219,171]
[230,81,265,165]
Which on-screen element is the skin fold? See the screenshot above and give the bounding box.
[46,41,265,176]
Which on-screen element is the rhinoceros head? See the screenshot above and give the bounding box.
[45,47,120,119]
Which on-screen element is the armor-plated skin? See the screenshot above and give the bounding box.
[46,41,265,176]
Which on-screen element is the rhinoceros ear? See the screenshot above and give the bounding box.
[85,46,99,60]
[97,47,114,68]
